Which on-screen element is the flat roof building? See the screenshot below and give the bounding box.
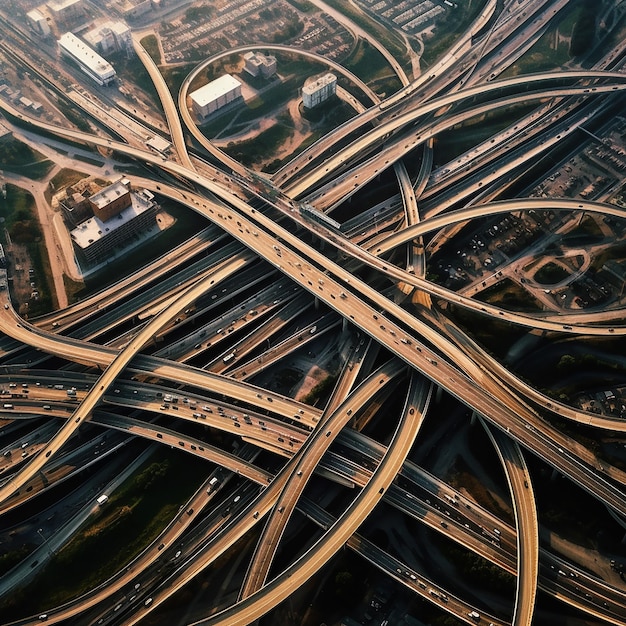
[243,52,277,79]
[190,74,242,119]
[70,181,158,265]
[47,0,85,23]
[302,73,337,109]
[85,21,133,55]
[58,32,116,86]
[120,0,153,19]
[27,9,51,36]
[88,180,132,222]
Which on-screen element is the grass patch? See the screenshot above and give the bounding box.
[2,185,55,314]
[287,0,316,12]
[420,0,489,67]
[301,373,339,406]
[140,34,161,65]
[55,98,93,133]
[342,38,402,96]
[433,102,537,164]
[321,0,409,71]
[0,138,53,179]
[162,63,198,98]
[562,214,603,242]
[223,123,293,168]
[534,261,569,285]
[49,168,88,193]
[503,1,583,77]
[109,50,160,106]
[475,278,543,313]
[1,446,207,616]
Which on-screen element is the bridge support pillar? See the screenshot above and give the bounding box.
[551,469,560,481]
[435,386,443,404]
[314,297,319,310]
[470,412,477,426]
[342,317,349,332]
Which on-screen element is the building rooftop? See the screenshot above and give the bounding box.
[48,0,82,10]
[71,187,155,250]
[303,73,336,95]
[89,180,129,210]
[58,32,116,80]
[190,74,241,108]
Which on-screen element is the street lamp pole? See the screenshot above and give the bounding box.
[37,528,55,557]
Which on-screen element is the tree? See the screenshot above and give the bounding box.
[557,354,576,371]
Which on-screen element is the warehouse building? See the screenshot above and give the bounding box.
[58,32,116,86]
[302,73,337,109]
[70,180,158,266]
[190,74,242,120]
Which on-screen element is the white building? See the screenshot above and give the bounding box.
[26,9,51,36]
[302,73,337,109]
[120,0,153,19]
[243,52,277,79]
[47,0,84,23]
[58,32,117,86]
[84,21,133,55]
[190,75,242,119]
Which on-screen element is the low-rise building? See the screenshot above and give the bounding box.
[119,0,153,20]
[190,74,242,119]
[47,0,85,25]
[58,32,117,86]
[84,21,133,55]
[243,51,277,79]
[26,9,51,36]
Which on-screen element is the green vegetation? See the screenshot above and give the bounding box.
[224,123,293,168]
[342,39,402,97]
[420,0,488,67]
[73,154,104,167]
[140,34,161,65]
[1,447,206,616]
[2,185,54,314]
[476,278,543,313]
[55,98,93,134]
[321,0,409,71]
[441,540,515,596]
[0,139,53,179]
[263,12,304,43]
[433,103,537,164]
[301,373,339,406]
[563,214,603,241]
[449,303,526,359]
[49,168,87,191]
[286,0,315,12]
[185,5,215,22]
[569,0,597,57]
[534,261,569,285]
[108,51,160,105]
[503,0,587,76]
[447,456,514,525]
[162,63,198,98]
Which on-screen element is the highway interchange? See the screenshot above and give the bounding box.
[1,0,626,625]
